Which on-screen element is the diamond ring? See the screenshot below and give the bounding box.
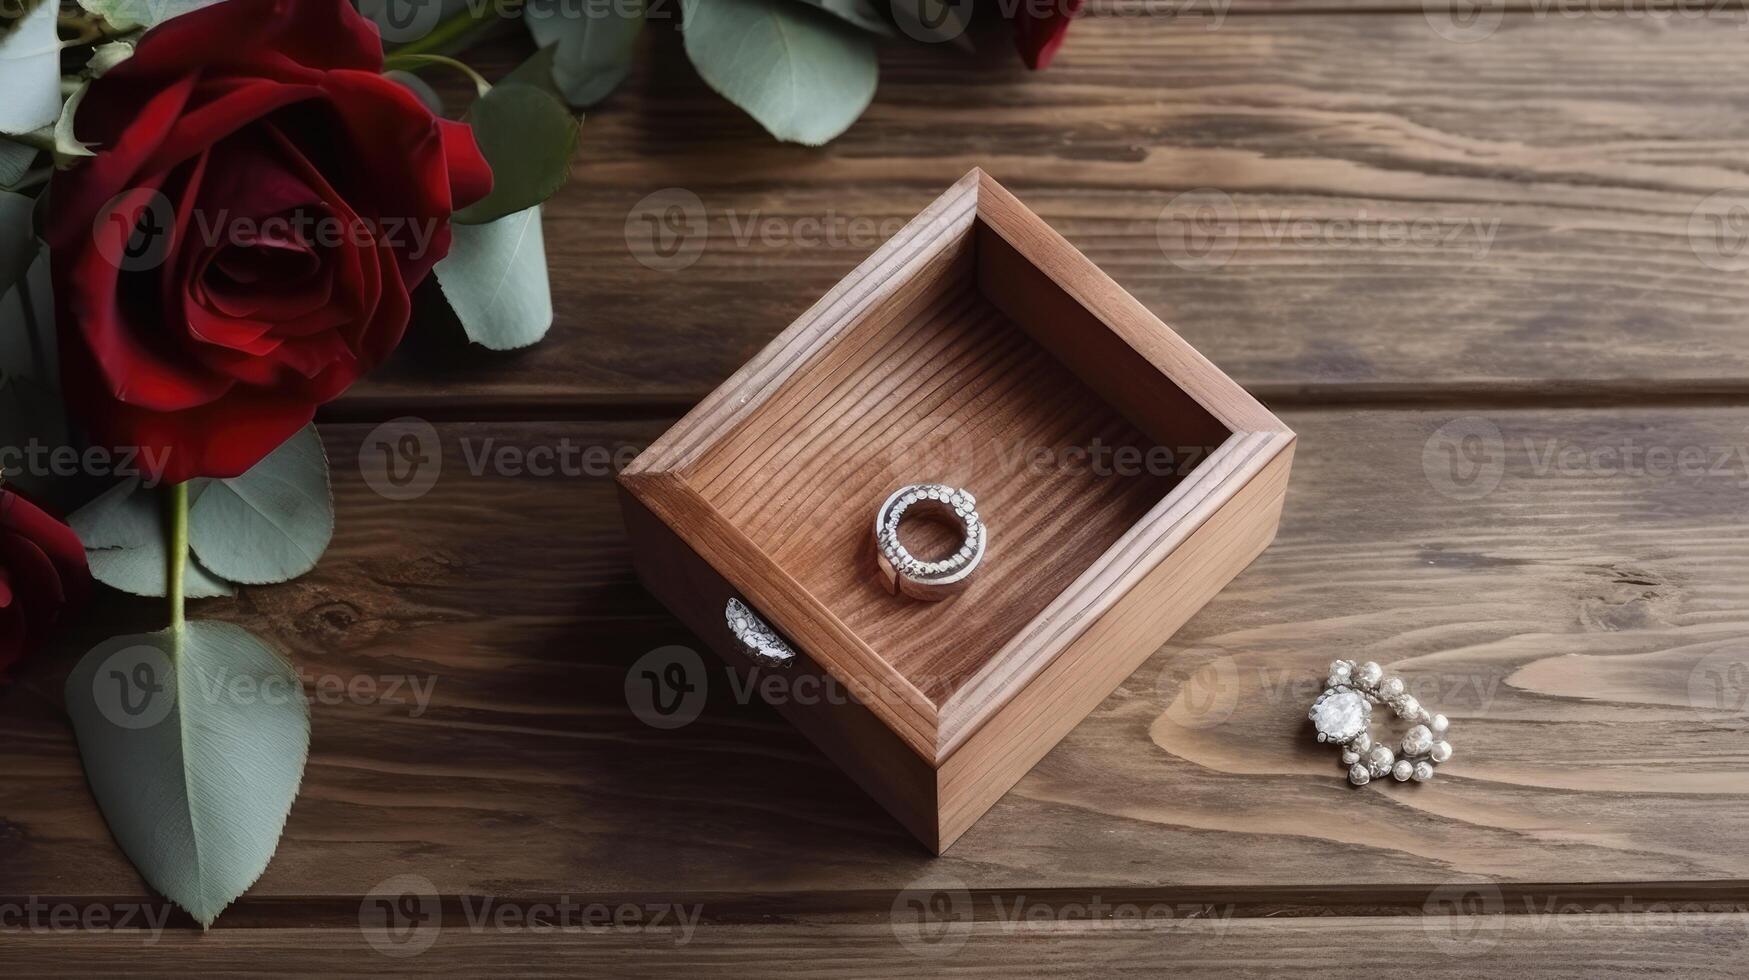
[873,484,986,601]
[1309,660,1453,786]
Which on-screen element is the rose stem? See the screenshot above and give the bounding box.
[166,481,188,639]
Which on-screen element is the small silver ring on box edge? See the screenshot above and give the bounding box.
[873,484,985,602]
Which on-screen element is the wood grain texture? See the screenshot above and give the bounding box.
[5,408,1748,904]
[4,914,1748,977]
[343,13,1749,417]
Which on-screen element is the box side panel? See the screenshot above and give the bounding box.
[618,486,945,851]
[973,172,1287,438]
[975,222,1233,454]
[935,439,1295,851]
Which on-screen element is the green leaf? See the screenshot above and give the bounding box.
[0,244,54,385]
[792,0,897,37]
[525,0,644,108]
[0,375,69,504]
[53,82,98,161]
[188,426,333,585]
[65,621,311,927]
[500,42,561,95]
[75,0,225,30]
[0,140,38,189]
[452,84,579,225]
[0,189,37,297]
[0,0,60,136]
[71,479,235,598]
[86,40,136,78]
[679,0,877,147]
[435,206,553,350]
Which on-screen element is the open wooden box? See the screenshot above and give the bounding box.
[619,171,1295,853]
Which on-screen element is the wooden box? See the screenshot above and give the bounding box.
[618,171,1295,853]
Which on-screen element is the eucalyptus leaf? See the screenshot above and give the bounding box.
[679,0,877,147]
[65,622,310,927]
[0,189,37,297]
[75,0,224,29]
[0,0,60,136]
[0,139,37,189]
[71,479,235,598]
[53,82,97,161]
[435,206,554,350]
[86,40,136,78]
[188,426,333,585]
[525,0,644,108]
[452,84,579,225]
[499,43,564,99]
[792,0,897,37]
[69,477,155,549]
[0,374,69,503]
[0,247,54,384]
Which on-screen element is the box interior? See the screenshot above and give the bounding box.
[685,219,1231,706]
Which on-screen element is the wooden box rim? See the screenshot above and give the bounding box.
[621,169,1294,767]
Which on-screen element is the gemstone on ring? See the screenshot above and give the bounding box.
[1312,660,1455,787]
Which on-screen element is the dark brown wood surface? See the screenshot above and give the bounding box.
[6,5,1749,975]
[6,914,1749,978]
[347,11,1749,417]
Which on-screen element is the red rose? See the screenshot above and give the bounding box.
[1012,0,1086,70]
[45,0,491,485]
[0,490,91,679]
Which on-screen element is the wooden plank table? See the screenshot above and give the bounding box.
[6,9,1749,976]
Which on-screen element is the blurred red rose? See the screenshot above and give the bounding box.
[1013,0,1086,69]
[0,489,91,679]
[45,0,491,485]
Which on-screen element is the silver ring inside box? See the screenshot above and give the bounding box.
[873,484,985,601]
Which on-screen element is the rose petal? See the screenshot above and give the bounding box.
[107,0,384,84]
[438,118,493,216]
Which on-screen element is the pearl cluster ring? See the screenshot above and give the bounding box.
[1308,660,1454,786]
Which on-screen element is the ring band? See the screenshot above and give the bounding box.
[873,484,985,601]
[1309,660,1454,786]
